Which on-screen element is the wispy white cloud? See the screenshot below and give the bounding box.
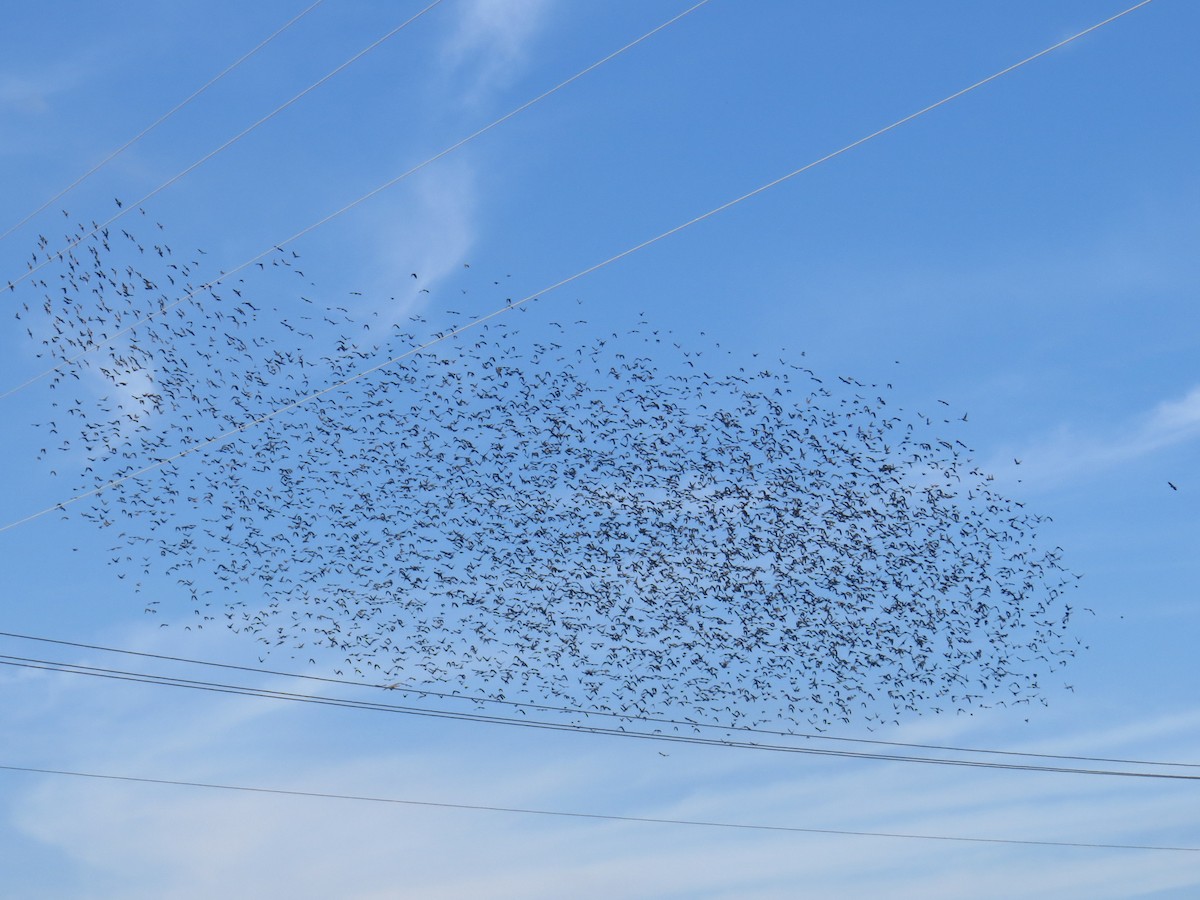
[361,159,478,328]
[338,2,554,330]
[12,734,1200,899]
[0,75,56,115]
[0,65,85,116]
[0,56,105,159]
[438,0,555,102]
[1145,385,1200,443]
[993,384,1200,488]
[5,631,1200,900]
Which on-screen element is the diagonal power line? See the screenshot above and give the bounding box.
[3,0,446,294]
[0,0,328,245]
[0,0,1156,535]
[0,0,713,403]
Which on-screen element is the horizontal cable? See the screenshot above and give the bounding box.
[1,762,1196,852]
[3,629,1198,771]
[4,655,1199,781]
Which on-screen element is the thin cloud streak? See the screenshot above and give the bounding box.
[5,630,1200,899]
[439,0,555,102]
[997,384,1200,488]
[364,160,477,327]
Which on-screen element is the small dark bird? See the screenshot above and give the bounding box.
[1168,481,1178,491]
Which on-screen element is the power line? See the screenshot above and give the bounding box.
[0,0,1154,533]
[0,0,327,245]
[4,629,1198,772]
[1,762,1196,852]
[0,0,712,403]
[5,654,1200,782]
[4,0,446,294]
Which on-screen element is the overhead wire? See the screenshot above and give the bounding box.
[3,0,446,294]
[0,2,1183,857]
[0,0,328,245]
[0,0,713,403]
[4,654,1200,782]
[1,762,1197,852]
[3,629,1199,772]
[0,0,1157,535]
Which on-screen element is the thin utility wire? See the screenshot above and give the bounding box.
[4,629,1198,772]
[4,0,445,294]
[0,0,712,403]
[0,0,327,245]
[5,654,1200,782]
[0,0,1156,535]
[1,762,1197,851]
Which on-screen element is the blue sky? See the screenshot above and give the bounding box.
[1,1,1198,897]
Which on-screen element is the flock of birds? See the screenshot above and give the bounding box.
[10,208,1081,729]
